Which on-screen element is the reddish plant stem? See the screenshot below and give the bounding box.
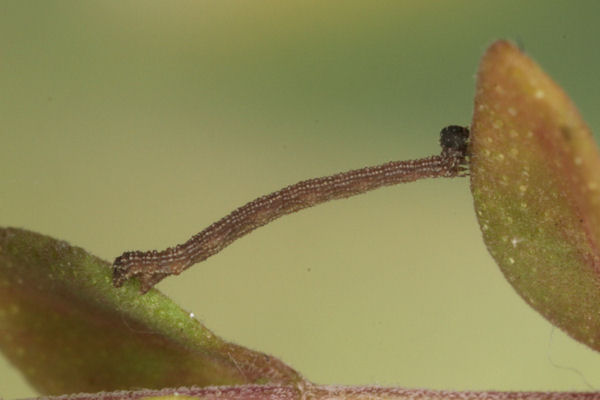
[29,384,600,400]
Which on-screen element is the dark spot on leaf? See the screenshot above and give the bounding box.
[560,125,572,141]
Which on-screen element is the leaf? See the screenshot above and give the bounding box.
[0,227,304,395]
[470,41,600,351]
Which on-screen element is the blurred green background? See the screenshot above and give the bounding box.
[3,1,600,398]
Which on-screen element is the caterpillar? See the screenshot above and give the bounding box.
[113,126,469,293]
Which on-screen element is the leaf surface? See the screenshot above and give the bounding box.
[470,40,600,351]
[0,227,303,395]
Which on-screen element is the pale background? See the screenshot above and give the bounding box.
[2,1,600,398]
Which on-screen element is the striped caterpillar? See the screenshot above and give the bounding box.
[113,126,469,293]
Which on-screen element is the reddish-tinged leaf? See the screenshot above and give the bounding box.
[470,40,600,351]
[0,227,303,395]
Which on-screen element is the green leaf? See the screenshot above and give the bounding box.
[470,41,600,352]
[0,227,303,395]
